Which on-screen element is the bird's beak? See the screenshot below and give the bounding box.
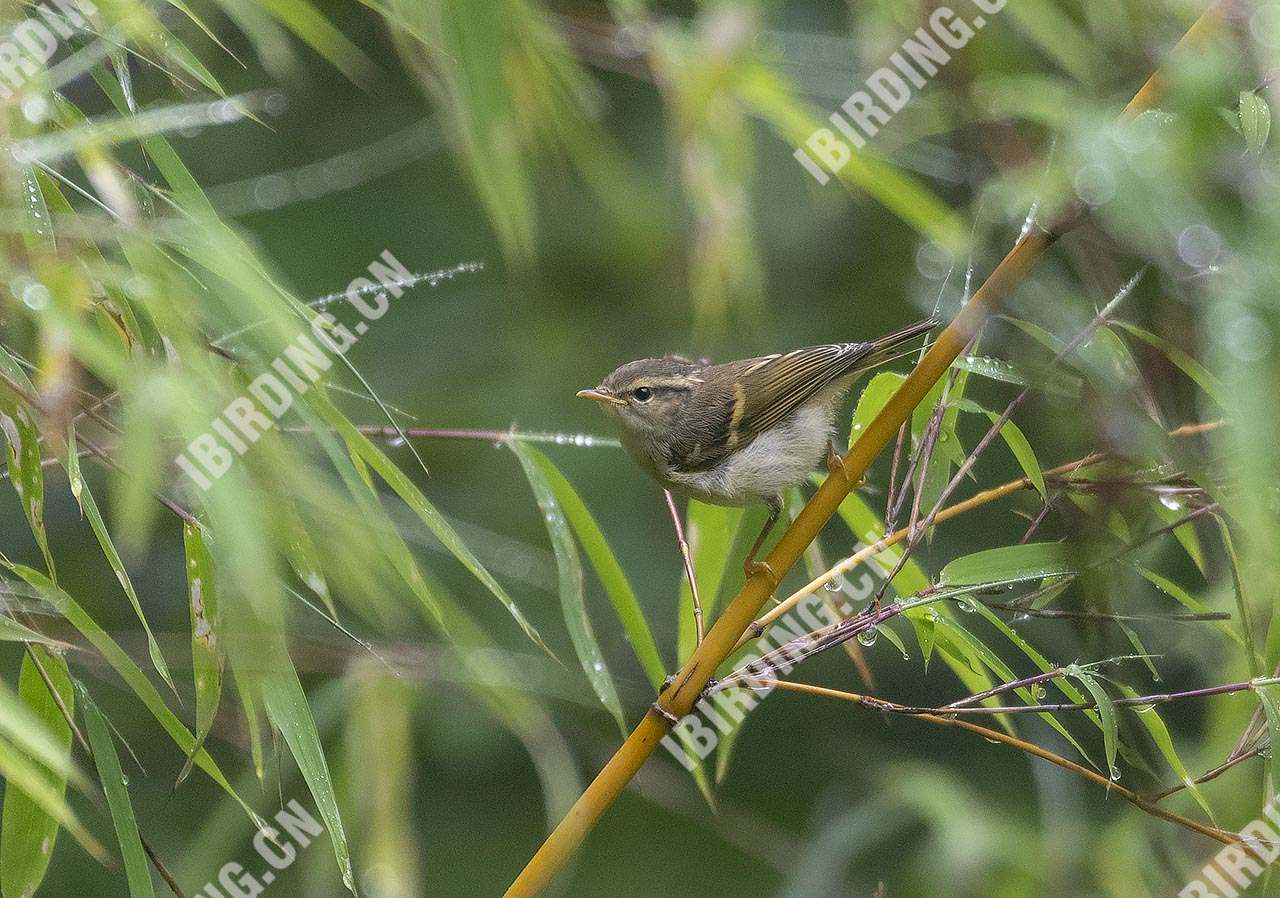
[576,387,625,406]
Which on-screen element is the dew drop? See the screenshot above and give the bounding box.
[857,627,878,647]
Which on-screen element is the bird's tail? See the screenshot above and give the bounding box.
[857,317,939,371]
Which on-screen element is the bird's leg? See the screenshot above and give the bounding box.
[743,500,781,586]
[664,489,704,645]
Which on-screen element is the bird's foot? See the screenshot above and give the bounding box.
[827,440,865,487]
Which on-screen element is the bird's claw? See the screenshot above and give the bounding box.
[827,441,865,487]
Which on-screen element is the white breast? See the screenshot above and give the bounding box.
[667,403,835,506]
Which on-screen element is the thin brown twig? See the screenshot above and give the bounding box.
[665,489,704,646]
[763,679,1247,852]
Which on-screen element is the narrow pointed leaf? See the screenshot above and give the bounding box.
[525,447,666,689]
[940,543,1075,587]
[0,347,54,580]
[1,648,76,898]
[80,687,156,898]
[176,522,223,786]
[65,429,175,692]
[511,441,625,735]
[259,667,357,894]
[4,565,258,824]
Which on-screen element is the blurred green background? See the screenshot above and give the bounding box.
[1,0,1277,896]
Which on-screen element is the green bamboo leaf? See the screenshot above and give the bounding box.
[0,734,103,869]
[260,0,379,84]
[148,20,225,95]
[3,564,260,825]
[233,670,266,783]
[1067,667,1117,777]
[80,686,156,898]
[950,352,1081,397]
[525,447,666,689]
[952,400,1046,499]
[991,416,1045,499]
[283,507,338,619]
[1116,621,1161,683]
[259,667,357,894]
[1258,684,1280,793]
[1218,521,1262,678]
[0,613,64,646]
[1150,497,1207,575]
[1239,91,1271,154]
[969,604,1094,762]
[927,620,1001,723]
[1116,322,1228,408]
[19,166,53,250]
[65,429,175,693]
[315,398,554,656]
[939,543,1075,587]
[0,347,54,580]
[1133,564,1239,646]
[176,522,223,786]
[949,354,1027,389]
[511,440,625,735]
[849,371,907,447]
[1116,684,1214,820]
[0,664,81,791]
[1,648,77,898]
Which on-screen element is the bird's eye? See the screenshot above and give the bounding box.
[633,386,653,402]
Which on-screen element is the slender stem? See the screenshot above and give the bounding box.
[280,424,620,447]
[981,602,1230,623]
[875,678,1276,716]
[763,679,1246,852]
[664,489,704,646]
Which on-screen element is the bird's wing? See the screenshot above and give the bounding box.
[670,320,937,474]
[673,342,874,474]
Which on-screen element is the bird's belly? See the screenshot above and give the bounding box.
[667,405,834,507]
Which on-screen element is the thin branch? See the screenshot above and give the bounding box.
[761,679,1248,853]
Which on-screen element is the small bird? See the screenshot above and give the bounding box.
[578,318,937,579]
